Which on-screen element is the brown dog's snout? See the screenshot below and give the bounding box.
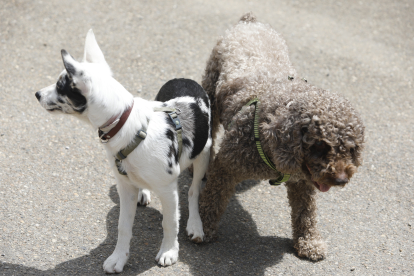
[35,91,41,101]
[334,177,349,185]
[334,171,349,185]
[331,160,352,186]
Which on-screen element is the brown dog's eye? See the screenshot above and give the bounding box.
[314,140,327,151]
[350,146,358,157]
[311,140,330,157]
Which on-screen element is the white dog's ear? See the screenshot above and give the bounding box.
[61,49,81,78]
[83,29,106,63]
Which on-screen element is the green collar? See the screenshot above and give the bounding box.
[245,98,290,185]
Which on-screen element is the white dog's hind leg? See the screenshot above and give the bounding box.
[137,188,151,206]
[103,177,138,273]
[154,181,180,266]
[186,145,210,243]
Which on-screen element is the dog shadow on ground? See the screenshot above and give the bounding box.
[0,171,294,275]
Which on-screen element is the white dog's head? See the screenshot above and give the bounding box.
[35,30,132,128]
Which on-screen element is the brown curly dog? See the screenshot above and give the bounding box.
[198,13,365,261]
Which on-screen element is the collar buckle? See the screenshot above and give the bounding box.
[98,101,134,143]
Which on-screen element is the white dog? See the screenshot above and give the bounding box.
[35,30,211,273]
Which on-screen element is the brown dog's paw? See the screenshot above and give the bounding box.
[199,205,219,242]
[295,237,327,261]
[200,228,218,243]
[202,233,218,243]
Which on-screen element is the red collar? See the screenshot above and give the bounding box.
[98,101,134,142]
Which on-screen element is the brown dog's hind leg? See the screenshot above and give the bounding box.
[286,181,327,261]
[199,149,241,242]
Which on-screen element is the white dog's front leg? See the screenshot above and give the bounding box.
[103,177,138,273]
[155,181,180,266]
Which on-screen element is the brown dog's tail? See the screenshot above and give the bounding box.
[239,12,257,23]
[202,42,223,160]
[201,40,221,139]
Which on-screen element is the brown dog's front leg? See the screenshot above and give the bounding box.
[286,181,327,261]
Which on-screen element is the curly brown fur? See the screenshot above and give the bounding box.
[199,13,365,261]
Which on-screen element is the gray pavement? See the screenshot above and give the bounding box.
[0,0,413,275]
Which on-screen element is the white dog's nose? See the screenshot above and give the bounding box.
[35,91,41,101]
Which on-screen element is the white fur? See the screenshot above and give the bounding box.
[186,144,210,242]
[36,30,210,273]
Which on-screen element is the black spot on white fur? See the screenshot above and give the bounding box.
[167,144,178,164]
[156,78,211,159]
[61,49,77,77]
[45,102,62,111]
[64,62,77,77]
[56,74,87,113]
[165,128,178,164]
[155,78,209,106]
[165,128,175,141]
[182,137,191,148]
[188,102,209,159]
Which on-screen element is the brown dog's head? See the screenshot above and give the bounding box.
[262,88,365,192]
[301,137,362,192]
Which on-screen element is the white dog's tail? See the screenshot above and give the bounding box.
[239,12,257,23]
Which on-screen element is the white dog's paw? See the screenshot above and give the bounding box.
[155,247,178,266]
[186,217,204,243]
[103,251,129,273]
[137,189,151,206]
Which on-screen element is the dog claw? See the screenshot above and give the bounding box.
[155,248,178,266]
[137,198,150,206]
[186,217,204,243]
[186,230,204,243]
[103,251,129,273]
[191,236,203,243]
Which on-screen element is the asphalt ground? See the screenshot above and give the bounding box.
[0,0,413,275]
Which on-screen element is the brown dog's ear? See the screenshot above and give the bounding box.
[261,108,308,174]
